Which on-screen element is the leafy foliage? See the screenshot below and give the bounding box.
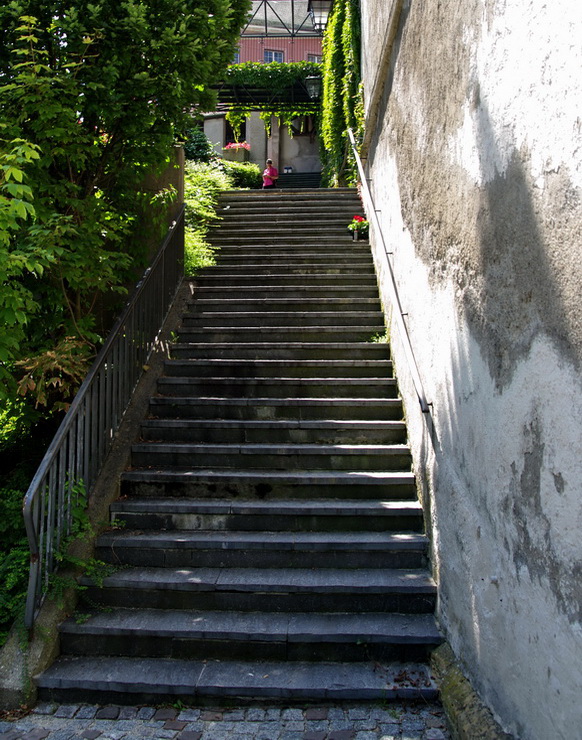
[0,0,250,406]
[223,61,322,139]
[221,160,261,189]
[320,0,363,186]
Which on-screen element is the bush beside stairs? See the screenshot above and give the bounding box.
[36,188,443,704]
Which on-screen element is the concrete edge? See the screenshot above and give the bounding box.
[431,643,514,740]
[0,280,192,711]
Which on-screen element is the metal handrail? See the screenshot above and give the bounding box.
[347,128,430,414]
[22,205,185,628]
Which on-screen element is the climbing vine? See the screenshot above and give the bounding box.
[320,0,363,186]
[222,61,322,139]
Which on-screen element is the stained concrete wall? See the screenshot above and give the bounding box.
[360,1,582,738]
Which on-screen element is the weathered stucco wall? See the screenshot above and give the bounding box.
[360,1,582,737]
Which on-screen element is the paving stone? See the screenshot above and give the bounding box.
[353,720,377,731]
[304,733,327,740]
[264,709,282,721]
[164,720,187,731]
[100,731,128,740]
[379,735,398,740]
[20,731,50,740]
[81,731,103,740]
[76,706,98,720]
[222,710,245,721]
[281,709,303,721]
[279,733,303,740]
[328,731,356,740]
[46,730,76,740]
[371,708,401,722]
[200,711,222,722]
[118,707,139,721]
[177,710,201,722]
[380,723,401,735]
[245,708,266,722]
[328,708,348,722]
[0,731,24,740]
[282,721,304,731]
[305,708,328,721]
[348,708,370,721]
[305,720,328,732]
[177,732,202,740]
[54,705,80,719]
[137,708,157,721]
[31,704,58,716]
[355,733,379,740]
[95,707,120,721]
[424,730,447,740]
[150,730,177,739]
[153,709,177,722]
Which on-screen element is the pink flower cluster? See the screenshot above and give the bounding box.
[223,141,250,151]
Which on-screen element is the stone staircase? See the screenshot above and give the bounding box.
[36,188,442,704]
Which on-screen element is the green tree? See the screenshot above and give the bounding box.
[0,0,250,405]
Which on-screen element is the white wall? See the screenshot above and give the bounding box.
[361,1,582,738]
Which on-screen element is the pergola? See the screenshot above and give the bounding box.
[214,1,332,111]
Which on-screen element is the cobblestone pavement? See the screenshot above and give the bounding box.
[0,702,450,740]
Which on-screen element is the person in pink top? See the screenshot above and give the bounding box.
[262,159,279,189]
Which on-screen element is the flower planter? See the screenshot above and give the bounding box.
[351,230,368,241]
[223,148,249,162]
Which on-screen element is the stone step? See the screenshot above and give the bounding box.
[148,396,403,421]
[169,342,390,360]
[130,442,412,472]
[213,241,371,252]
[78,567,437,613]
[196,265,375,277]
[162,359,392,379]
[185,298,381,313]
[180,311,383,328]
[95,530,426,569]
[210,236,365,246]
[155,377,398,398]
[120,469,415,501]
[36,656,439,704]
[190,273,378,287]
[212,253,373,265]
[59,609,442,663]
[175,327,385,343]
[189,285,380,299]
[140,419,406,445]
[109,497,421,533]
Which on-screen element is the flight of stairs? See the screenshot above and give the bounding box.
[36,188,442,704]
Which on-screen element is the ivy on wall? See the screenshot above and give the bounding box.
[221,61,322,139]
[320,0,363,186]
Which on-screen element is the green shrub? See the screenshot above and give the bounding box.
[183,128,217,162]
[183,161,232,276]
[221,160,262,189]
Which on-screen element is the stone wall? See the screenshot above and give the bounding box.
[360,1,582,737]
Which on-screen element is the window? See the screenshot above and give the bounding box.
[308,54,323,63]
[264,50,284,63]
[233,49,240,64]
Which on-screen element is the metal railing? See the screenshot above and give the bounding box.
[22,206,185,628]
[347,128,430,414]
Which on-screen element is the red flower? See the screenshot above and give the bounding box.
[353,215,365,222]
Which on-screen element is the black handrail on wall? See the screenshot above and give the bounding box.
[347,128,430,414]
[22,206,185,628]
